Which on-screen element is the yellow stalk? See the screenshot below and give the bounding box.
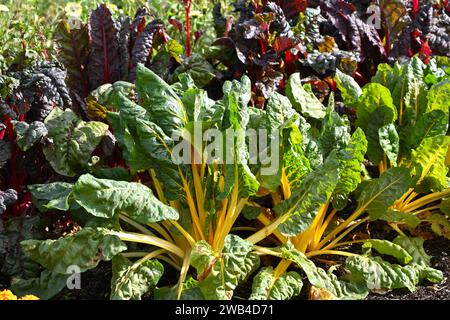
[403,191,418,206]
[180,171,205,241]
[231,226,258,232]
[170,220,196,247]
[136,249,167,264]
[257,213,286,243]
[147,223,174,243]
[213,198,229,247]
[111,231,185,259]
[215,169,240,251]
[306,250,358,258]
[176,249,192,300]
[150,170,167,204]
[119,214,155,236]
[281,168,291,199]
[266,259,292,297]
[316,208,337,245]
[411,205,440,215]
[394,188,415,208]
[192,162,206,228]
[327,239,368,250]
[247,214,290,244]
[320,217,369,251]
[402,189,450,212]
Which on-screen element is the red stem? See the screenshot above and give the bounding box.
[185,0,192,57]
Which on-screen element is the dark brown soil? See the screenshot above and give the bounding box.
[52,262,112,300]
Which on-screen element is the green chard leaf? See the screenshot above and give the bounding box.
[274,153,340,236]
[13,121,47,151]
[110,255,164,300]
[191,235,260,300]
[426,80,450,115]
[28,182,73,212]
[390,57,427,121]
[249,267,303,300]
[362,239,412,264]
[356,167,413,219]
[11,270,69,300]
[43,108,109,177]
[346,255,419,292]
[334,69,362,107]
[332,128,368,210]
[405,110,449,152]
[378,124,399,166]
[135,64,187,137]
[355,83,397,165]
[371,209,421,228]
[318,108,351,158]
[72,174,179,223]
[410,135,450,193]
[281,244,368,300]
[393,236,431,267]
[21,227,127,274]
[286,73,326,119]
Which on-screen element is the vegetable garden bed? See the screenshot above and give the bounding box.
[0,0,449,302]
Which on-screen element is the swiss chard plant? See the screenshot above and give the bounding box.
[12,64,446,300]
[334,55,450,241]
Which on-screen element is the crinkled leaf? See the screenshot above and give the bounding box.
[393,236,431,267]
[286,73,326,119]
[274,153,340,236]
[72,174,179,223]
[318,108,351,158]
[28,182,73,212]
[378,124,399,166]
[0,189,18,215]
[43,108,109,177]
[110,255,164,300]
[332,128,367,210]
[21,227,127,274]
[13,121,47,151]
[191,235,260,300]
[362,239,412,264]
[88,4,120,90]
[11,270,69,300]
[355,167,412,218]
[54,20,90,97]
[356,83,397,165]
[410,135,450,193]
[426,80,450,115]
[135,64,187,137]
[0,139,11,169]
[334,69,362,107]
[406,110,449,152]
[346,255,418,292]
[281,244,368,300]
[249,267,303,300]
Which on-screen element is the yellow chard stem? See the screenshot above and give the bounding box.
[306,250,358,258]
[320,217,369,251]
[402,189,450,212]
[170,220,196,247]
[180,171,205,241]
[176,249,192,300]
[111,231,185,259]
[150,170,168,205]
[257,213,286,243]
